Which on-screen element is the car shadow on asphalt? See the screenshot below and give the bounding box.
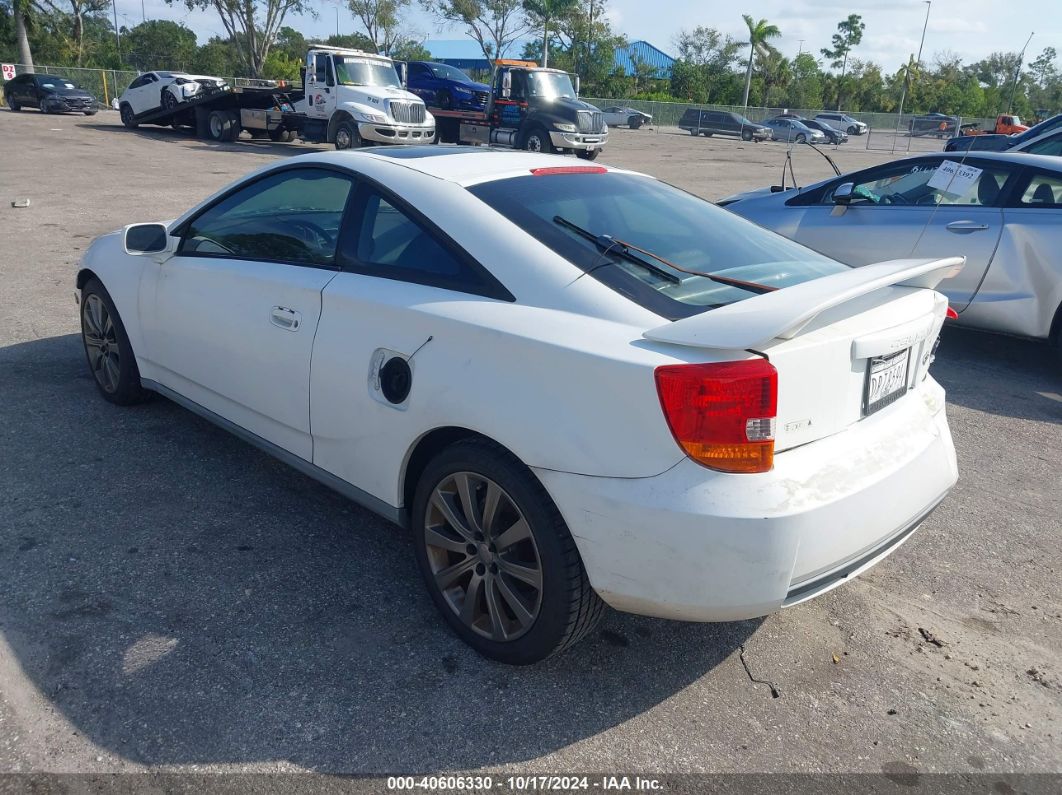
[933,326,1062,422]
[77,122,328,157]
[0,333,759,772]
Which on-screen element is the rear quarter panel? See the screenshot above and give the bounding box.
[961,208,1062,339]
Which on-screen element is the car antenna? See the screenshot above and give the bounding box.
[776,138,841,192]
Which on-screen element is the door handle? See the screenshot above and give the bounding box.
[269,306,302,331]
[945,221,990,233]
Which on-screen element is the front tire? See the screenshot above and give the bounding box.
[80,278,149,406]
[412,440,604,664]
[334,119,360,150]
[522,126,553,153]
[630,117,642,130]
[162,90,179,112]
[437,90,453,110]
[795,133,806,144]
[576,148,600,161]
[741,128,753,141]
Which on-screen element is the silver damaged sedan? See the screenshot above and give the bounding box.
[721,152,1062,354]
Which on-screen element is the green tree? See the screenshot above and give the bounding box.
[422,0,530,65]
[120,20,197,71]
[348,0,409,54]
[785,51,824,110]
[390,37,431,61]
[522,0,575,68]
[740,15,779,108]
[821,13,864,109]
[170,0,314,77]
[671,25,740,104]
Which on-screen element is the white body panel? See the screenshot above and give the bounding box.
[76,149,960,622]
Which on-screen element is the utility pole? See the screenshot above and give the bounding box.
[1008,31,1034,113]
[893,0,931,152]
[111,0,121,60]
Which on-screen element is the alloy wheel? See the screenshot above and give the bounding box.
[525,134,543,152]
[423,472,543,642]
[82,294,120,393]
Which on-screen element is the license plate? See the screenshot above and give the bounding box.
[863,348,911,416]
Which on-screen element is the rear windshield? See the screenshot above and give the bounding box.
[468,172,847,320]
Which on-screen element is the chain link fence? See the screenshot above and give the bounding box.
[583,96,993,152]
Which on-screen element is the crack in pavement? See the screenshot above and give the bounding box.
[739,644,781,698]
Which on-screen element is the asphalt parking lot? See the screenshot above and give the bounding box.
[1,110,1060,778]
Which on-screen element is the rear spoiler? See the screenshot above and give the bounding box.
[643,257,964,350]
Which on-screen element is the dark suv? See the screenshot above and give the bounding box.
[678,108,771,141]
[4,73,97,114]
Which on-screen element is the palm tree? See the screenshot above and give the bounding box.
[741,14,781,109]
[523,0,578,68]
[14,0,35,72]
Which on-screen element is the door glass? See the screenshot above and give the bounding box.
[1018,174,1062,207]
[1023,136,1062,157]
[838,161,1010,207]
[181,169,353,266]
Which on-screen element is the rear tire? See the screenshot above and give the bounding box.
[701,131,713,137]
[207,109,234,141]
[120,103,138,129]
[411,439,605,664]
[7,96,20,111]
[79,278,149,406]
[83,109,97,116]
[268,125,294,142]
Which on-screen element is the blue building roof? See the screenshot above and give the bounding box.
[613,40,675,79]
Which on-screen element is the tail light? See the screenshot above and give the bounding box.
[945,306,958,320]
[654,359,778,474]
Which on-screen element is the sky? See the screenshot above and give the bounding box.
[112,0,1059,74]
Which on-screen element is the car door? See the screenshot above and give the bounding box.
[140,166,355,460]
[787,157,1014,310]
[309,181,512,504]
[8,74,30,105]
[127,73,158,114]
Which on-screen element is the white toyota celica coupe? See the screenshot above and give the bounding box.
[76,147,961,664]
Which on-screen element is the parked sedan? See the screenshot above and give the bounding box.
[762,117,827,144]
[602,105,652,129]
[76,147,959,663]
[118,70,227,125]
[945,112,1062,153]
[801,118,848,144]
[3,73,97,114]
[721,152,1062,352]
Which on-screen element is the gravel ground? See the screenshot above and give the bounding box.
[0,110,1059,779]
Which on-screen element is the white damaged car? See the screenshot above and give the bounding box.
[74,148,960,663]
[118,70,228,126]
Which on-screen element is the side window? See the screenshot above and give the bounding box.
[179,168,354,267]
[1023,136,1062,158]
[835,161,1011,207]
[342,188,505,297]
[1018,173,1062,207]
[314,57,328,84]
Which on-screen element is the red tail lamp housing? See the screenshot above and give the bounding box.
[945,306,958,320]
[655,359,778,474]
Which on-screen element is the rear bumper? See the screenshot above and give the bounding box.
[535,380,957,621]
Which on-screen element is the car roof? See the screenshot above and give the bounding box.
[289,146,639,187]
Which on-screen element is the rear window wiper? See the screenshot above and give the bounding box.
[553,216,680,285]
[553,216,776,295]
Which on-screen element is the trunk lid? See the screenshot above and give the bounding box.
[644,257,962,451]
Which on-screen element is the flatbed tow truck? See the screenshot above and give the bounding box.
[428,59,607,159]
[118,46,435,148]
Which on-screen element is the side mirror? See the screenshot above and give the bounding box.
[123,223,173,256]
[573,74,580,95]
[833,182,855,205]
[398,62,408,87]
[501,70,511,99]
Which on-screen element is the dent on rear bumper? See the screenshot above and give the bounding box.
[534,381,958,622]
